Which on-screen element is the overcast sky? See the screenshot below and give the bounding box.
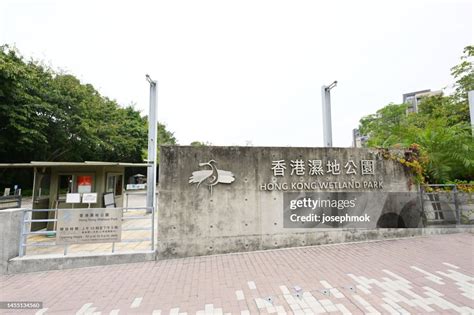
[1,0,472,147]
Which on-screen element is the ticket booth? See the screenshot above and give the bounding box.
[0,161,147,230]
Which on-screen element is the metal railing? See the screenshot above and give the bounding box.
[0,195,21,210]
[420,184,474,226]
[18,206,155,257]
[124,190,148,212]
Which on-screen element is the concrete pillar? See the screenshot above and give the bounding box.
[0,208,24,274]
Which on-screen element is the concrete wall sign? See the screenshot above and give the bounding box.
[158,146,419,259]
[262,158,382,191]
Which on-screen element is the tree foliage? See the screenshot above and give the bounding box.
[451,45,474,102]
[358,46,474,184]
[0,45,176,163]
[151,122,178,162]
[190,141,212,147]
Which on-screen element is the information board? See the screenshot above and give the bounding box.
[56,208,122,245]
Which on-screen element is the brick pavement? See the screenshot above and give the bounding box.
[1,233,473,314]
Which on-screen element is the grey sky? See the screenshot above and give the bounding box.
[1,0,472,147]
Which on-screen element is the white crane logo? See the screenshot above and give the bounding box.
[189,160,235,194]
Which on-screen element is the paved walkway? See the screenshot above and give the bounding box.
[1,233,473,314]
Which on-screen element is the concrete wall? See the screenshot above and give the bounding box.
[157,146,420,258]
[7,251,156,274]
[0,208,23,274]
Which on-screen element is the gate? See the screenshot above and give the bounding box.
[18,205,155,257]
[420,184,474,226]
[0,195,21,210]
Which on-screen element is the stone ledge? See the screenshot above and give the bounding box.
[157,226,474,259]
[7,250,156,275]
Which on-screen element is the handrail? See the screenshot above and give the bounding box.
[0,194,22,210]
[423,184,473,187]
[22,206,153,212]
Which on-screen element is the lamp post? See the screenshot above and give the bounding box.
[146,75,157,215]
[321,80,337,147]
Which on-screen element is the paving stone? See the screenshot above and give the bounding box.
[0,233,472,314]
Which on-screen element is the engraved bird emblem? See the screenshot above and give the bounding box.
[189,160,235,194]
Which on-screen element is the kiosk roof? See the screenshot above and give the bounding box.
[0,161,148,168]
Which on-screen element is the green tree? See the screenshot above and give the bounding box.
[157,122,178,160]
[358,45,474,183]
[190,141,211,147]
[359,103,408,147]
[451,45,474,103]
[402,119,472,183]
[142,122,178,162]
[158,122,177,145]
[0,45,176,164]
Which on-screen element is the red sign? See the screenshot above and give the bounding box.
[77,176,92,193]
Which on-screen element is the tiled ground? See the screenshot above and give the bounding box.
[1,233,473,315]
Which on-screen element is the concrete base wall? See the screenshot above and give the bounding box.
[0,208,23,274]
[7,251,156,274]
[156,226,474,259]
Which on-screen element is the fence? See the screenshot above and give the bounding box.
[18,206,155,257]
[0,195,21,210]
[420,184,474,226]
[124,190,147,212]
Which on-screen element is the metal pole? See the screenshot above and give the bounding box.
[31,167,37,209]
[125,191,129,213]
[419,185,426,227]
[468,90,474,136]
[146,75,158,215]
[18,209,27,257]
[321,81,337,147]
[453,185,460,225]
[151,204,155,251]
